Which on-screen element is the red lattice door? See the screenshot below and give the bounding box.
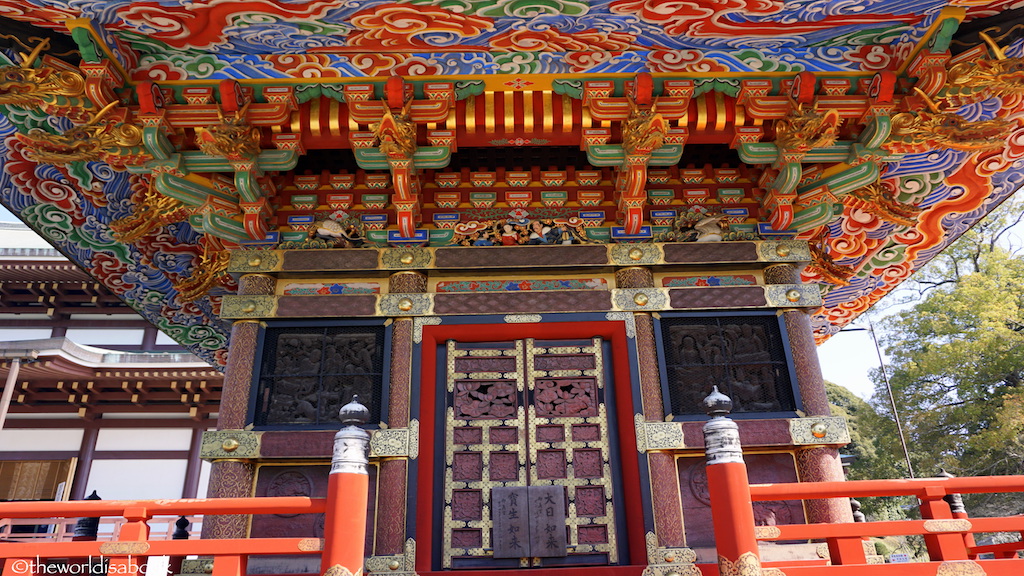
[441,338,620,569]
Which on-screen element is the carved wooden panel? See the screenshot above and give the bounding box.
[441,338,620,569]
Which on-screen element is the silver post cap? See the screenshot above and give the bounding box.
[702,386,733,417]
[339,395,370,425]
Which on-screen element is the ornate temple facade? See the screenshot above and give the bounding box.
[2,1,1024,574]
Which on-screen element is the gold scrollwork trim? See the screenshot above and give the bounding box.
[228,250,281,273]
[754,526,782,539]
[179,559,213,574]
[924,519,973,533]
[610,243,663,265]
[379,293,433,316]
[413,317,442,343]
[200,430,262,460]
[613,288,669,311]
[504,314,543,323]
[935,560,986,576]
[789,416,851,446]
[324,565,362,576]
[297,538,325,552]
[758,240,811,262]
[606,311,637,338]
[99,542,151,555]
[641,564,702,576]
[635,415,685,452]
[381,247,432,269]
[221,295,277,319]
[718,552,761,576]
[762,569,789,576]
[370,420,419,459]
[645,532,697,564]
[365,538,417,574]
[764,284,822,308]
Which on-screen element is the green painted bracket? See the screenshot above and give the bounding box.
[155,173,237,205]
[797,162,879,197]
[142,127,176,161]
[353,146,452,171]
[585,144,684,167]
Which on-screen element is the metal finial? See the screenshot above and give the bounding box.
[937,468,955,479]
[702,386,733,417]
[339,395,370,425]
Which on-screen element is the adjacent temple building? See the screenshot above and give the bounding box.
[2,2,1024,575]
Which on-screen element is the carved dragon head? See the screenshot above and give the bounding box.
[0,39,87,113]
[774,104,841,154]
[16,101,148,168]
[946,33,1024,101]
[887,88,1015,153]
[195,102,262,161]
[622,98,667,156]
[373,99,417,159]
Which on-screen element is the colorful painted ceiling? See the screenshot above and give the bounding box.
[2,1,1024,368]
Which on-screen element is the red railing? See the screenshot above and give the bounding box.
[0,498,325,576]
[749,475,1024,574]
[1,476,1023,575]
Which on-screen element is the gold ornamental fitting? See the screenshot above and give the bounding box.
[776,245,791,257]
[397,297,414,311]
[242,302,257,313]
[247,256,262,267]
[629,247,644,261]
[400,252,415,265]
[387,561,401,571]
[633,292,649,306]
[785,289,801,302]
[221,438,241,452]
[811,422,828,438]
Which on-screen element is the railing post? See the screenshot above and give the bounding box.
[938,470,977,555]
[918,484,969,561]
[321,397,371,576]
[702,387,762,575]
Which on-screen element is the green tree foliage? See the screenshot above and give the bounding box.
[876,195,1024,513]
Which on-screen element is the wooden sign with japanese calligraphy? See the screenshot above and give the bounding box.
[492,486,567,558]
[528,485,567,557]
[492,486,531,558]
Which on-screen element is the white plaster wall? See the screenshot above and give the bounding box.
[196,460,212,499]
[95,428,193,451]
[64,328,145,346]
[0,428,83,451]
[86,459,188,500]
[0,328,52,341]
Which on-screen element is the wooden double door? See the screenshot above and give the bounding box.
[439,338,623,569]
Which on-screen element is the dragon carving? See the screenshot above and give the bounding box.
[774,103,841,155]
[621,100,667,156]
[194,103,262,161]
[0,39,89,119]
[886,89,1014,154]
[16,101,149,168]
[173,237,232,302]
[806,233,855,287]
[110,188,193,243]
[372,99,417,159]
[843,183,923,227]
[945,33,1024,106]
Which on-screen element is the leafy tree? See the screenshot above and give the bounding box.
[875,195,1024,514]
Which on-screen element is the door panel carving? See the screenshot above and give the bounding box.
[441,338,619,569]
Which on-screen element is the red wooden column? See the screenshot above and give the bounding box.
[201,273,271,539]
[374,271,425,554]
[322,398,371,576]
[702,387,762,575]
[765,262,852,524]
[615,266,685,547]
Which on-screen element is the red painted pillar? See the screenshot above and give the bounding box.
[702,387,763,575]
[321,397,371,576]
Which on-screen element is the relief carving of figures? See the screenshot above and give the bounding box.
[452,211,589,247]
[454,380,517,419]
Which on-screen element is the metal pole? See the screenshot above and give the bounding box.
[866,320,915,479]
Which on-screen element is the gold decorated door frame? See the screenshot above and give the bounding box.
[440,338,621,570]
